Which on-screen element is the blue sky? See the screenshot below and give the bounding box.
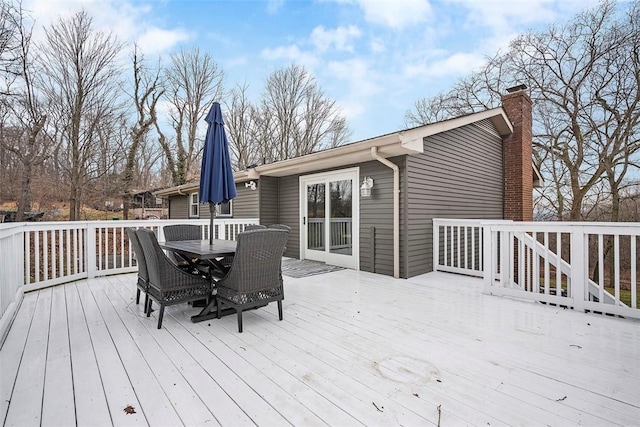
[25,0,600,141]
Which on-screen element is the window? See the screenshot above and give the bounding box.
[217,201,232,217]
[190,193,199,217]
[190,193,232,218]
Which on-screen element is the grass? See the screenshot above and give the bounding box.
[526,276,639,308]
[1,201,123,221]
[605,288,640,308]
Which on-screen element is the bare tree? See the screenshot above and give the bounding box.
[257,64,351,163]
[224,82,260,170]
[38,10,124,220]
[224,65,351,170]
[406,1,640,222]
[122,46,165,219]
[0,2,51,220]
[159,47,224,185]
[0,0,20,94]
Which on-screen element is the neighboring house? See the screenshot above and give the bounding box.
[156,86,541,279]
[130,190,168,220]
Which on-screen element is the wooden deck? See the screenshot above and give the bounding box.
[2,270,639,426]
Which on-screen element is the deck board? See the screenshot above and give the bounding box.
[4,289,50,426]
[65,281,112,427]
[2,270,639,426]
[41,286,75,426]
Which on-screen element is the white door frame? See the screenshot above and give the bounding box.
[299,168,360,270]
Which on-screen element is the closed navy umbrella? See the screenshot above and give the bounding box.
[199,102,237,244]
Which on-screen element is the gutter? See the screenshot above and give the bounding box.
[370,146,399,279]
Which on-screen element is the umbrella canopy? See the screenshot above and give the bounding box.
[199,102,237,243]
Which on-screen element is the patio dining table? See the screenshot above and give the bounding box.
[159,238,237,323]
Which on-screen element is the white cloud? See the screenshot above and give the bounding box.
[136,27,191,55]
[267,0,285,14]
[310,25,362,52]
[403,51,485,79]
[336,0,433,29]
[23,0,188,55]
[260,45,320,69]
[369,37,386,53]
[326,58,382,121]
[445,0,602,37]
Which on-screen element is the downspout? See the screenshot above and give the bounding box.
[371,146,399,279]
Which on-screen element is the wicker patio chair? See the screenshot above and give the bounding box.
[136,228,212,329]
[268,224,291,253]
[268,224,291,232]
[163,224,202,264]
[126,228,150,314]
[216,228,289,333]
[244,224,266,231]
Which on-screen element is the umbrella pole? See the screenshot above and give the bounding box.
[209,203,215,245]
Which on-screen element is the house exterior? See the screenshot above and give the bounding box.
[156,87,540,279]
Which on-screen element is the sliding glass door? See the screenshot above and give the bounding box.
[300,169,359,269]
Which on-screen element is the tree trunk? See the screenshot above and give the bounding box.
[16,162,32,222]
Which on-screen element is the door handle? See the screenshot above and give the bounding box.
[303,217,306,225]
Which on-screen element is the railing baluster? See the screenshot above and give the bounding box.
[518,234,524,290]
[598,234,604,305]
[120,226,125,272]
[532,231,538,294]
[614,234,620,305]
[43,230,49,282]
[25,231,31,285]
[631,236,637,309]
[456,226,461,269]
[470,226,475,271]
[443,226,448,268]
[66,229,71,278]
[556,232,562,297]
[51,229,57,280]
[543,232,549,295]
[35,230,40,283]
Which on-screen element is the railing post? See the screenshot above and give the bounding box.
[218,221,226,240]
[570,226,586,312]
[482,222,493,294]
[86,222,97,279]
[433,219,440,272]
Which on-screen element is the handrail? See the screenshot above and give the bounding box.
[0,224,25,345]
[433,218,639,320]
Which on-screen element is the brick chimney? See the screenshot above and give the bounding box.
[501,85,533,222]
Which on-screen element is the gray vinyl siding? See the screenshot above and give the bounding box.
[169,195,190,219]
[405,123,503,277]
[230,184,259,218]
[167,183,257,220]
[258,176,279,226]
[358,158,405,278]
[271,161,405,275]
[277,176,300,258]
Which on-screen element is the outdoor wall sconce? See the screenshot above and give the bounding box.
[245,181,257,190]
[360,177,374,198]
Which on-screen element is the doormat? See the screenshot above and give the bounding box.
[281,259,345,278]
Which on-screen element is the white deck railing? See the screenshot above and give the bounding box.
[0,218,259,343]
[0,224,25,344]
[434,219,640,319]
[307,218,352,251]
[432,219,486,277]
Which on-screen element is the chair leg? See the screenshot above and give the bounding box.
[277,300,283,321]
[157,306,165,329]
[237,308,243,333]
[136,289,141,304]
[147,300,152,317]
[144,294,149,313]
